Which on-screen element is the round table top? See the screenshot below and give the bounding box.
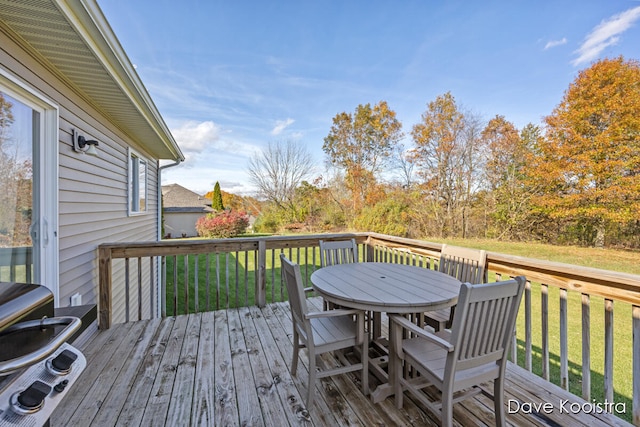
[310,262,461,313]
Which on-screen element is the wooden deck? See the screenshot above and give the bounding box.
[51,298,632,426]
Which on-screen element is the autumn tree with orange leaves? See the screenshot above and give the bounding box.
[482,116,542,239]
[323,101,403,215]
[410,92,484,238]
[535,57,640,247]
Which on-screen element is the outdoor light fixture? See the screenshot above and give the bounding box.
[72,129,99,156]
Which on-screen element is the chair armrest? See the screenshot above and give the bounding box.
[305,308,362,319]
[303,286,315,295]
[388,314,454,352]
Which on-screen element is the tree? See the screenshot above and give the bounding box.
[323,100,403,212]
[536,57,640,247]
[410,92,483,238]
[211,181,224,211]
[247,140,313,221]
[482,117,539,239]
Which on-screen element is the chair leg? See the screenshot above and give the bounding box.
[441,386,453,427]
[291,330,299,376]
[494,377,506,427]
[361,338,369,396]
[307,351,317,410]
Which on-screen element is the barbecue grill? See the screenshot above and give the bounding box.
[0,282,86,426]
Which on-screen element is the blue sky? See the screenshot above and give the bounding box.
[98,1,640,196]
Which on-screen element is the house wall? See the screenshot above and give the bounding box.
[164,212,204,238]
[0,27,157,321]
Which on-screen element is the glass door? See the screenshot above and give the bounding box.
[0,73,58,303]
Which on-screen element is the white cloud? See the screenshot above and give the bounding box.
[573,6,640,66]
[544,37,567,50]
[271,118,295,135]
[171,121,220,153]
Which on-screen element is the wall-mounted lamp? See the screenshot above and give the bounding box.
[72,129,99,156]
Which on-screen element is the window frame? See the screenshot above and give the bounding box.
[128,147,148,215]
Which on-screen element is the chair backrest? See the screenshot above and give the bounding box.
[319,238,358,267]
[448,276,525,372]
[280,254,310,339]
[438,244,487,284]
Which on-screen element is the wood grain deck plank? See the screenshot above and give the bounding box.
[191,311,217,426]
[65,320,148,427]
[51,322,135,425]
[213,309,240,426]
[91,318,163,427]
[238,306,294,426]
[139,314,190,426]
[227,308,265,426]
[54,306,631,427]
[267,301,364,426]
[166,313,203,426]
[262,302,352,426]
[248,304,319,426]
[116,316,177,426]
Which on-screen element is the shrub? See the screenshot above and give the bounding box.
[196,210,249,238]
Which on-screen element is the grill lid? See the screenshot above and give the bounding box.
[0,283,53,331]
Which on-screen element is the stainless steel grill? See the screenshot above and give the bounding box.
[0,282,85,426]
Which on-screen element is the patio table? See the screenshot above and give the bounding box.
[310,262,462,403]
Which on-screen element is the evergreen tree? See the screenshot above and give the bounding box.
[212,181,224,211]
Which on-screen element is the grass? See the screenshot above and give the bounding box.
[164,237,638,422]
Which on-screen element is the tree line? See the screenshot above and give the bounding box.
[248,57,640,249]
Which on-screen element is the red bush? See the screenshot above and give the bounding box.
[196,210,249,238]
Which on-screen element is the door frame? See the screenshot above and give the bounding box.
[0,67,60,304]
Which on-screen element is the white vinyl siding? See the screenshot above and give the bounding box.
[1,27,159,320]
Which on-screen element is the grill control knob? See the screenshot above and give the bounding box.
[12,380,52,413]
[48,349,78,375]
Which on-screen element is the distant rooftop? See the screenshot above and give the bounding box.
[162,184,213,212]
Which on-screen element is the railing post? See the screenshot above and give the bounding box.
[633,305,639,426]
[256,239,266,307]
[98,246,112,329]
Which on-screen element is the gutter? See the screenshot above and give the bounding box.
[156,159,181,318]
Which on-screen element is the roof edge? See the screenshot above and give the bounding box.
[55,0,184,161]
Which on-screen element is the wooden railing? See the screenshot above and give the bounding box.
[0,246,33,283]
[98,232,640,425]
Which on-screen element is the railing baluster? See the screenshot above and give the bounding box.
[581,293,591,400]
[149,257,155,318]
[194,255,199,313]
[125,258,130,323]
[172,255,177,316]
[137,257,143,321]
[206,253,210,311]
[604,298,614,403]
[633,304,639,426]
[183,255,189,314]
[215,253,220,310]
[560,288,568,390]
[161,255,166,318]
[225,252,230,308]
[525,280,532,371]
[541,283,549,381]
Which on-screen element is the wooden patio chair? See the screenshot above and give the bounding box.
[425,244,487,331]
[280,254,369,410]
[389,276,526,427]
[319,238,358,266]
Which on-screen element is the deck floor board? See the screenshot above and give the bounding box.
[51,300,633,427]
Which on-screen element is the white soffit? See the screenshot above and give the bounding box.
[0,0,184,161]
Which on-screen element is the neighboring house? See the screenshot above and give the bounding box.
[162,184,213,238]
[0,0,184,323]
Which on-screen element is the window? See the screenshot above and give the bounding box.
[129,149,147,214]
